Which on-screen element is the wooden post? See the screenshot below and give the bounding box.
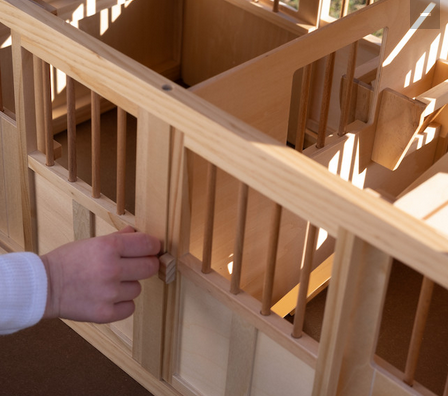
[312,229,392,396]
[66,75,77,182]
[261,203,282,316]
[295,65,312,152]
[292,222,318,338]
[133,109,171,379]
[403,276,435,386]
[116,107,126,215]
[202,162,217,273]
[33,56,45,153]
[42,61,54,166]
[91,91,101,198]
[11,32,38,252]
[272,0,280,12]
[338,41,358,136]
[230,182,249,294]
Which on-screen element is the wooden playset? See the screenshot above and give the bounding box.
[1,0,448,394]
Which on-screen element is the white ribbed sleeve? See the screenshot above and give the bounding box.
[0,252,48,335]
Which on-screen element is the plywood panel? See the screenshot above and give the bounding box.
[251,332,315,396]
[34,172,73,254]
[177,276,233,396]
[182,0,298,86]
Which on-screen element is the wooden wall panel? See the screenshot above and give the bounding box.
[251,332,315,396]
[34,172,73,254]
[177,276,233,396]
[182,0,298,86]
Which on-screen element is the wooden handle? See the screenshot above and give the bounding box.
[159,253,176,284]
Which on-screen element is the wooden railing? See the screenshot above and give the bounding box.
[2,0,448,394]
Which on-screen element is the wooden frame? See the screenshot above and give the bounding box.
[1,0,448,395]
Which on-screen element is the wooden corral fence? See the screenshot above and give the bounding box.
[1,0,448,395]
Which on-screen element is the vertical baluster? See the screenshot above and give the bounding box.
[403,277,435,386]
[261,203,282,316]
[230,182,249,294]
[33,56,46,153]
[295,64,312,152]
[317,53,335,148]
[292,222,318,338]
[66,75,77,182]
[338,40,358,136]
[42,61,54,166]
[272,0,280,12]
[116,107,127,215]
[91,91,101,198]
[202,163,217,274]
[340,0,349,17]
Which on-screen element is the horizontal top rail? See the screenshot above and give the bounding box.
[2,0,448,287]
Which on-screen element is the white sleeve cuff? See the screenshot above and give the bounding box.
[0,252,48,335]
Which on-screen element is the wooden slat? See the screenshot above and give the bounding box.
[66,74,77,182]
[133,109,171,379]
[42,60,54,166]
[271,253,333,318]
[11,32,37,252]
[261,203,282,316]
[202,162,217,274]
[403,276,435,386]
[295,64,312,152]
[230,182,249,294]
[116,107,126,215]
[317,53,335,148]
[91,90,101,198]
[32,56,45,152]
[292,223,318,338]
[338,41,358,136]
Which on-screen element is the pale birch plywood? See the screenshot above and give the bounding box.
[34,172,73,254]
[251,332,315,396]
[177,276,233,396]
